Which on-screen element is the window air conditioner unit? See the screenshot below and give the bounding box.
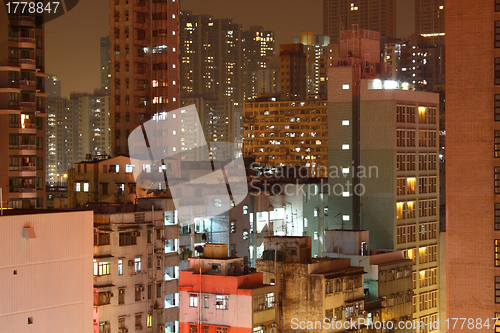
[159,325,165,331]
[141,286,145,291]
[128,260,134,266]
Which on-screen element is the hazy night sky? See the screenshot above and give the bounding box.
[45,0,415,98]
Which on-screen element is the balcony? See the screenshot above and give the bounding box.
[20,144,35,150]
[18,37,35,48]
[19,187,36,193]
[17,16,35,27]
[21,80,36,87]
[19,59,36,70]
[20,101,35,109]
[20,166,36,171]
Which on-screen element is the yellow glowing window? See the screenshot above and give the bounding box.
[407,201,415,218]
[397,202,404,220]
[418,107,427,123]
[147,313,152,327]
[407,178,416,194]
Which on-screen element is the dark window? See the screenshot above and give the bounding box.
[496,167,500,193]
[496,131,500,158]
[496,203,500,230]
[94,232,110,246]
[496,240,500,266]
[119,288,125,304]
[496,95,500,121]
[497,0,500,12]
[102,183,108,195]
[496,58,500,84]
[119,231,138,246]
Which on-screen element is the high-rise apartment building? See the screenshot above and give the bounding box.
[46,91,110,183]
[243,99,328,176]
[45,74,61,98]
[398,34,445,93]
[75,92,111,161]
[100,36,111,92]
[415,0,445,45]
[322,0,396,44]
[328,76,440,325]
[180,12,243,105]
[110,0,181,156]
[180,12,275,106]
[327,27,440,325]
[242,26,275,102]
[0,10,47,209]
[297,31,331,97]
[446,0,500,328]
[181,96,235,161]
[279,44,307,101]
[46,96,76,183]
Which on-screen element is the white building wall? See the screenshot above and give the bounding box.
[0,211,94,333]
[179,291,252,328]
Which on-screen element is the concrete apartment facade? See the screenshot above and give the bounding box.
[243,100,328,176]
[323,230,414,333]
[109,0,181,156]
[328,75,440,326]
[0,9,47,208]
[93,208,179,333]
[446,0,500,330]
[0,210,94,333]
[179,244,278,333]
[322,0,396,44]
[256,236,367,333]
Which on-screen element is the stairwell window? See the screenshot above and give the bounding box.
[496,58,500,84]
[495,167,500,194]
[496,22,500,48]
[495,277,500,303]
[496,240,500,266]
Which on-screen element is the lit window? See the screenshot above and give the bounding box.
[135,257,141,273]
[215,295,228,310]
[342,144,349,150]
[118,259,123,275]
[93,260,110,276]
[342,192,349,197]
[75,183,81,192]
[342,84,350,90]
[125,164,134,173]
[243,205,248,215]
[342,120,349,126]
[189,294,198,307]
[304,217,308,227]
[83,183,89,192]
[342,167,349,174]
